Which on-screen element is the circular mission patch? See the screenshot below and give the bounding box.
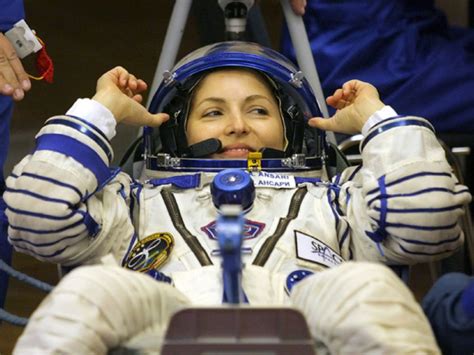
[124,233,174,272]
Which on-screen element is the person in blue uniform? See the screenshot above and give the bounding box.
[0,0,31,308]
[281,0,474,134]
[422,273,474,355]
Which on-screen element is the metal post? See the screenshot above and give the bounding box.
[146,0,193,108]
[280,0,336,144]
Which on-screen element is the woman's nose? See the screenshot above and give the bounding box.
[225,112,250,135]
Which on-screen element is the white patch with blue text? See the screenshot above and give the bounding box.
[252,171,296,189]
[295,231,344,268]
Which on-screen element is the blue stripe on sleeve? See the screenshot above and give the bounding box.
[9,232,83,247]
[327,188,340,230]
[64,115,110,142]
[366,115,406,131]
[399,244,458,256]
[90,166,122,200]
[328,183,343,215]
[20,172,83,200]
[6,206,79,220]
[346,165,362,182]
[338,225,350,249]
[365,175,388,244]
[8,210,99,240]
[345,186,351,205]
[13,244,68,258]
[374,204,464,213]
[361,119,435,151]
[367,172,452,195]
[5,188,73,208]
[399,234,461,246]
[121,232,138,267]
[82,211,100,238]
[385,221,458,231]
[9,218,84,234]
[35,134,113,187]
[45,118,112,162]
[367,187,469,206]
[129,183,143,217]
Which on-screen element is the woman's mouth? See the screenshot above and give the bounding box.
[215,144,256,158]
[221,148,250,158]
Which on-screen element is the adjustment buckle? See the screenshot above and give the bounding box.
[247,152,262,172]
[282,154,306,169]
[156,153,180,168]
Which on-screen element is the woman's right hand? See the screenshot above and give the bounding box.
[92,66,169,127]
[308,80,385,134]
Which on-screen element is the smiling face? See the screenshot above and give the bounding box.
[186,69,286,159]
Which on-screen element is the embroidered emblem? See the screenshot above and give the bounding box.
[286,269,314,293]
[294,230,344,268]
[124,233,174,272]
[201,219,265,240]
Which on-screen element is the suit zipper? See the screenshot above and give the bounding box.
[161,189,213,266]
[252,187,308,266]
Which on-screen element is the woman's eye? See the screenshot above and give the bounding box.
[203,110,222,117]
[250,108,269,115]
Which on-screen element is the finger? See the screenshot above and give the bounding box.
[309,116,357,135]
[115,66,129,87]
[146,113,169,127]
[124,112,169,127]
[0,35,24,91]
[334,99,349,110]
[326,89,343,108]
[127,74,138,91]
[342,80,359,95]
[343,79,378,99]
[132,94,143,103]
[308,117,339,132]
[0,71,24,100]
[343,90,356,104]
[0,74,14,95]
[326,96,337,108]
[123,87,134,98]
[136,79,147,93]
[0,52,21,89]
[12,88,24,101]
[7,53,30,91]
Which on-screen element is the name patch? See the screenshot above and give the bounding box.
[252,171,296,189]
[295,231,343,268]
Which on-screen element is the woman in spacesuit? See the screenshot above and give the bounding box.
[6,42,470,354]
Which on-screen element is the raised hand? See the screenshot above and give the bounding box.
[92,66,169,127]
[308,80,385,134]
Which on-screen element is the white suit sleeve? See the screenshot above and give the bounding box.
[13,263,190,354]
[4,101,134,266]
[291,262,440,354]
[337,115,472,264]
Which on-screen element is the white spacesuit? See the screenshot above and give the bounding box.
[5,42,471,354]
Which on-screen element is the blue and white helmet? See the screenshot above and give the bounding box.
[145,41,327,172]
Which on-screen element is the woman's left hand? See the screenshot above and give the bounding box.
[308,80,385,134]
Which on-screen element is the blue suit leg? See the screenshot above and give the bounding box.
[0,95,13,308]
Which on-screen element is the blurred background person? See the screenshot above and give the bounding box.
[0,0,31,309]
